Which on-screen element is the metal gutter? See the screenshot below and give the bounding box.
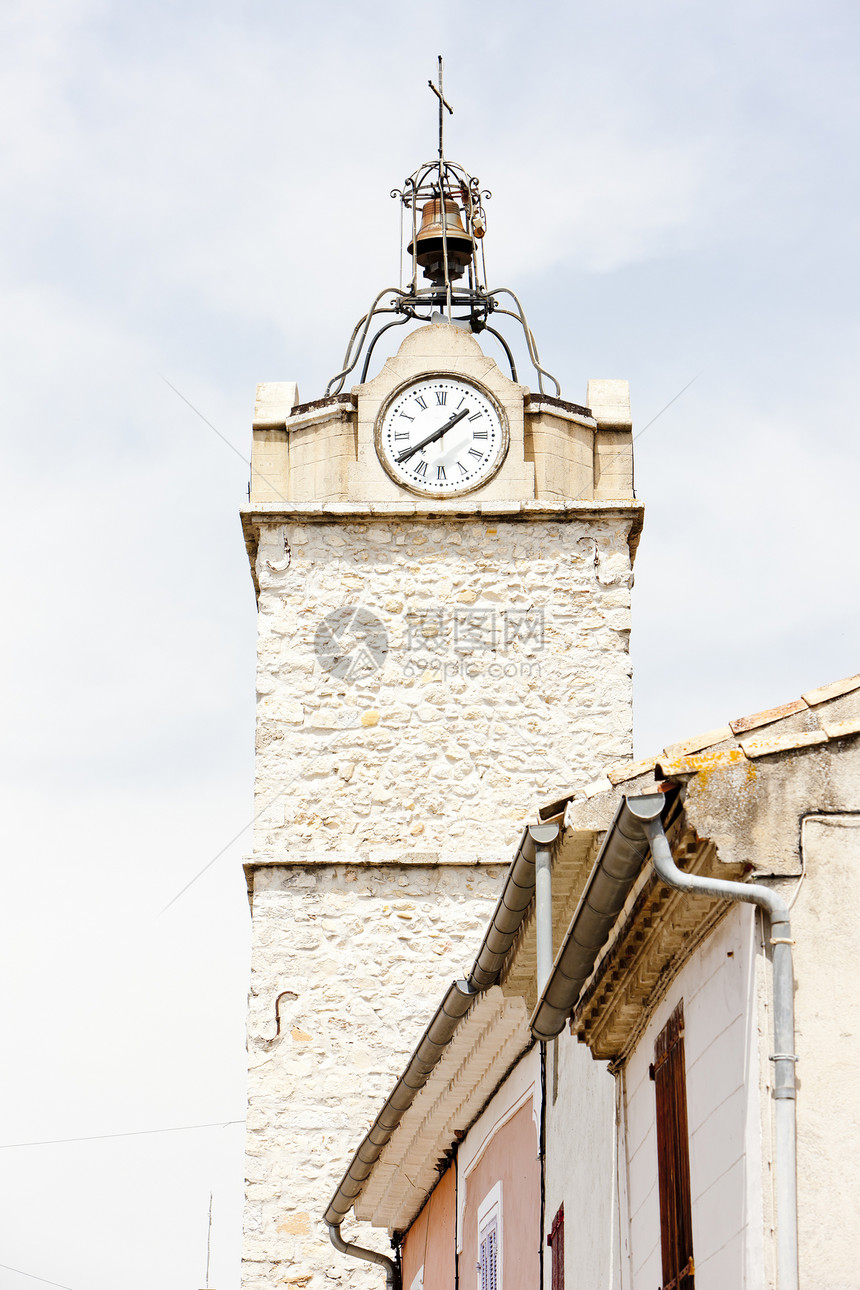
[325,820,551,1243]
[324,979,478,1228]
[530,795,663,1040]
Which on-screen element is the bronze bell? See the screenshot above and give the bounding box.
[408,198,474,284]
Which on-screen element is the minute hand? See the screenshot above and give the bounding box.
[395,407,470,464]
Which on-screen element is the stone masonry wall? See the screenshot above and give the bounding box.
[253,514,635,857]
[243,510,637,1290]
[243,861,505,1290]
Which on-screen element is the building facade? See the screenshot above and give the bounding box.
[333,675,860,1290]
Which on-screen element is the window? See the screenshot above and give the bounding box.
[651,1000,695,1289]
[479,1218,498,1290]
[477,1182,502,1290]
[547,1204,564,1290]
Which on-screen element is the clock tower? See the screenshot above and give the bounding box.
[240,71,643,1290]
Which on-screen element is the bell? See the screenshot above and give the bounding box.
[408,198,474,284]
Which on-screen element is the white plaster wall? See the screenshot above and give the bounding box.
[794,814,860,1290]
[243,861,505,1290]
[544,1029,620,1290]
[620,905,762,1289]
[253,515,635,857]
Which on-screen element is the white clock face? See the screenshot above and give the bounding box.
[376,375,508,496]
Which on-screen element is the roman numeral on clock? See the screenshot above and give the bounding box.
[468,447,483,460]
[468,412,483,422]
[437,465,446,480]
[414,395,428,410]
[473,430,488,439]
[394,431,409,440]
[414,459,428,477]
[435,391,447,405]
[399,412,414,422]
[458,461,469,475]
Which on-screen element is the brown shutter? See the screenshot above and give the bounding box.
[547,1204,564,1290]
[652,1001,695,1290]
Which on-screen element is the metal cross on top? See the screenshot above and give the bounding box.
[428,55,453,161]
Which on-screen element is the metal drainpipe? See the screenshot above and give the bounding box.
[629,798,799,1290]
[531,823,560,995]
[328,1223,398,1290]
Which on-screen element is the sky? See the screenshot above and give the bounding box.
[0,2,858,1288]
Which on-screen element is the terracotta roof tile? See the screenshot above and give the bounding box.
[605,755,659,786]
[729,698,808,735]
[662,725,734,760]
[820,715,860,740]
[656,747,748,778]
[582,775,613,799]
[802,674,860,706]
[739,729,828,759]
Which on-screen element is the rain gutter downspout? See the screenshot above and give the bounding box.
[327,1222,397,1290]
[630,796,799,1290]
[532,823,560,995]
[469,821,549,988]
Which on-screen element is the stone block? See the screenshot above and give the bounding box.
[254,381,300,428]
[585,379,632,430]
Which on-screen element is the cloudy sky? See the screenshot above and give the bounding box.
[1,2,858,1288]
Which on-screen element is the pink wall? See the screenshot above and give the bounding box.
[402,1163,457,1290]
[461,1100,541,1290]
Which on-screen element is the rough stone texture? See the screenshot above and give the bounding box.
[241,333,639,1290]
[252,515,636,858]
[242,862,505,1290]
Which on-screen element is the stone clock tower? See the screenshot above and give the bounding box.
[240,92,643,1290]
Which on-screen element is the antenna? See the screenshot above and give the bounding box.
[204,1191,213,1290]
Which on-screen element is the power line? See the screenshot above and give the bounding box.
[158,789,286,916]
[0,1118,244,1150]
[571,370,702,503]
[205,1190,214,1289]
[633,371,702,442]
[0,1262,74,1290]
[159,373,292,505]
[159,374,250,468]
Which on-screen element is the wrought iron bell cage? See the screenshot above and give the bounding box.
[325,65,560,398]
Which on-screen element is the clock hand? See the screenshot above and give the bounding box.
[395,407,470,464]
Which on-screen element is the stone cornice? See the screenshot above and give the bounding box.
[244,851,511,870]
[241,497,643,523]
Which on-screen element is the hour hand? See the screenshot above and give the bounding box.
[395,407,469,464]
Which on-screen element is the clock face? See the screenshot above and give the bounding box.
[375,374,508,496]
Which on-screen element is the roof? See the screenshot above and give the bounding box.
[561,671,860,804]
[328,672,860,1233]
[354,987,530,1230]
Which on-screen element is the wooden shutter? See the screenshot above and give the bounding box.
[479,1219,498,1290]
[547,1204,564,1290]
[652,1001,695,1290]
